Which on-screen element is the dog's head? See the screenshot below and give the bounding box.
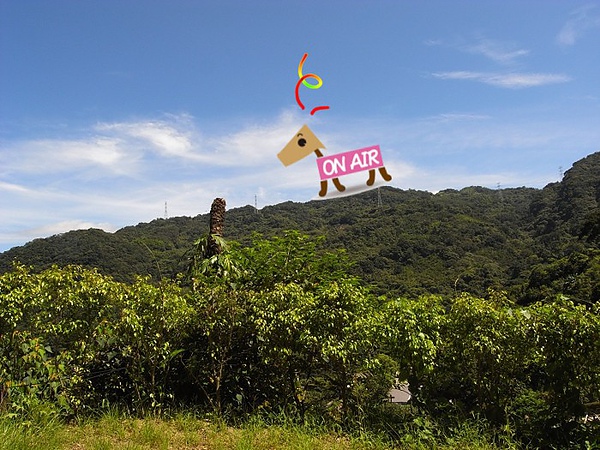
[277,124,325,166]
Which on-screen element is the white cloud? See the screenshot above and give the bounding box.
[23,220,118,238]
[0,181,31,194]
[1,109,598,252]
[431,113,491,122]
[96,118,197,160]
[210,116,302,167]
[466,38,529,65]
[0,113,309,193]
[432,71,571,88]
[94,112,306,168]
[0,111,311,250]
[425,36,529,65]
[1,136,138,177]
[423,38,444,46]
[557,5,600,47]
[426,36,571,90]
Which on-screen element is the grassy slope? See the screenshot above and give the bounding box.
[0,413,519,450]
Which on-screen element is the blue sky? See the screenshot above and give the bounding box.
[1,0,600,252]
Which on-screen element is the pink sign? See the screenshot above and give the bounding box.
[316,145,384,181]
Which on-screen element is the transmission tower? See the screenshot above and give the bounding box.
[497,183,504,202]
[377,187,382,208]
[255,194,258,213]
[164,201,168,219]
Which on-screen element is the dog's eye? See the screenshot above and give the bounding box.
[297,138,307,147]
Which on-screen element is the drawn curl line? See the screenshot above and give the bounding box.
[297,53,322,89]
[295,53,330,115]
[295,75,331,115]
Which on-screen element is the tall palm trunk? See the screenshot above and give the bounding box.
[207,198,226,257]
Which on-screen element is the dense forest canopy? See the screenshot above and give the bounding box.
[1,153,599,448]
[1,232,599,448]
[2,151,599,304]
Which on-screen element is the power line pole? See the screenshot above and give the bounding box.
[497,183,504,202]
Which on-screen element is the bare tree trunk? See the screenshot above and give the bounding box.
[207,198,226,257]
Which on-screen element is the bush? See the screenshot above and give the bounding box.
[2,234,599,449]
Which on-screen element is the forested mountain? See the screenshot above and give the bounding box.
[2,152,599,302]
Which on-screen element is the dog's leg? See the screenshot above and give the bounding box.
[366,169,376,186]
[332,178,346,192]
[379,167,392,181]
[318,180,328,197]
[314,149,344,195]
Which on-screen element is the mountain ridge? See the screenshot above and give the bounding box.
[2,151,599,302]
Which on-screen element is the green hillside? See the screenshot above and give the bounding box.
[2,152,599,449]
[2,152,599,303]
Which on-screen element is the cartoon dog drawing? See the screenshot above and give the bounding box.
[278,124,392,197]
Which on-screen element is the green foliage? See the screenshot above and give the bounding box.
[424,294,532,421]
[529,299,600,415]
[251,279,383,419]
[179,231,385,420]
[182,285,254,414]
[0,231,380,422]
[115,278,192,410]
[0,331,72,421]
[2,229,600,448]
[381,296,444,385]
[0,153,600,303]
[3,151,600,303]
[0,264,126,417]
[0,229,158,282]
[236,231,355,291]
[0,184,540,299]
[186,234,241,288]
[0,264,193,416]
[409,293,600,448]
[523,249,600,304]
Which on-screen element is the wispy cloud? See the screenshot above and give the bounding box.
[426,35,572,89]
[426,36,529,65]
[2,108,598,252]
[209,115,302,167]
[96,118,198,160]
[0,181,32,194]
[0,113,307,185]
[0,112,312,250]
[557,4,600,47]
[1,137,138,177]
[24,220,119,237]
[431,113,491,122]
[465,38,529,64]
[432,71,571,89]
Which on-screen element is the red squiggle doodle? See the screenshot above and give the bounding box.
[310,105,330,115]
[295,54,329,115]
[294,74,312,111]
[295,75,330,115]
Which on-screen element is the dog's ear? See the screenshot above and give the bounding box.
[277,124,325,166]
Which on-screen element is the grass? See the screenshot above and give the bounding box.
[0,409,522,450]
[0,412,387,450]
[0,416,63,450]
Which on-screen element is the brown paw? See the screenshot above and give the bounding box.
[379,167,392,181]
[367,169,376,186]
[333,178,346,192]
[319,181,328,197]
